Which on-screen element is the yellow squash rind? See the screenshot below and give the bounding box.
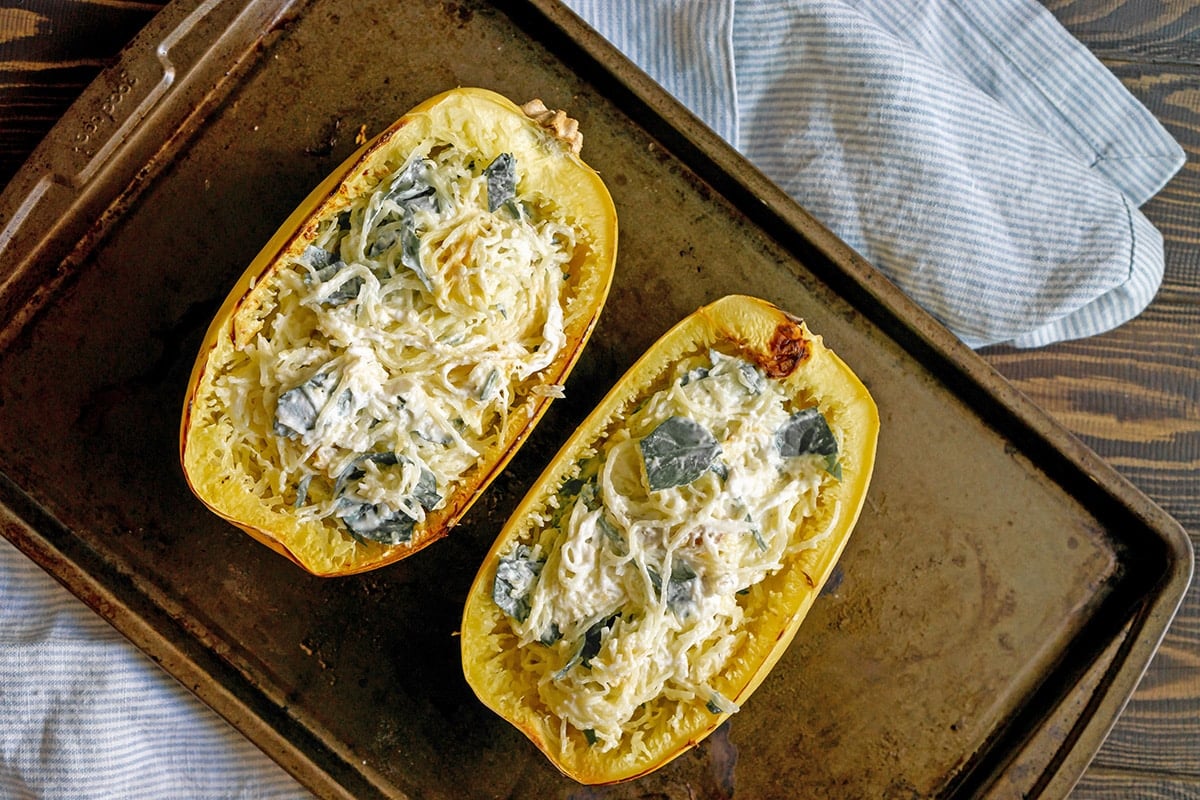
[179,88,617,576]
[460,294,879,784]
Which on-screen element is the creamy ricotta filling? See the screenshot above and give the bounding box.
[210,144,577,545]
[494,350,842,750]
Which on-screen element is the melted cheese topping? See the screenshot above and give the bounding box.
[500,351,840,751]
[209,144,576,542]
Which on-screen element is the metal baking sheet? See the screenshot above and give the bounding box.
[0,0,1190,797]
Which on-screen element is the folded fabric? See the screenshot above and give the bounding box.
[0,537,312,800]
[564,0,1185,348]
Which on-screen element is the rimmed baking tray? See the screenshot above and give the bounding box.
[0,1,1191,797]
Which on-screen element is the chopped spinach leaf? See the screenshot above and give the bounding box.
[297,245,337,271]
[666,560,698,617]
[706,691,735,715]
[596,511,627,556]
[333,452,441,544]
[776,407,840,477]
[539,622,562,646]
[367,227,399,258]
[578,479,600,511]
[747,514,768,552]
[679,366,709,386]
[583,729,598,746]
[313,259,362,306]
[555,614,619,680]
[387,157,438,213]
[274,372,338,438]
[399,210,434,292]
[337,500,417,545]
[710,460,730,482]
[493,544,543,623]
[580,614,619,668]
[293,474,313,509]
[639,416,721,491]
[409,463,441,510]
[646,564,662,596]
[826,456,843,480]
[478,368,500,401]
[646,560,698,617]
[484,152,518,213]
[736,360,767,394]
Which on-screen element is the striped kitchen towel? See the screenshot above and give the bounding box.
[564,0,1185,348]
[0,536,313,800]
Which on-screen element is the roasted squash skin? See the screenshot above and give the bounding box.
[179,88,617,576]
[460,295,879,784]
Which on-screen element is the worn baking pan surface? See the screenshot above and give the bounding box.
[0,0,1190,798]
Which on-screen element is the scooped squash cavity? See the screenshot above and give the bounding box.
[460,295,878,784]
[179,87,617,576]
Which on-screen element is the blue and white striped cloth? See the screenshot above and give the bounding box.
[0,537,311,799]
[0,2,1184,798]
[567,0,1184,347]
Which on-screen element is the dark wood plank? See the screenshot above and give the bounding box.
[0,0,168,188]
[1043,0,1200,63]
[995,3,1200,794]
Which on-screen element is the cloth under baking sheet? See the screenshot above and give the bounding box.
[0,1,1184,797]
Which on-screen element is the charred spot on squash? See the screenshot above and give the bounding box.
[761,319,812,378]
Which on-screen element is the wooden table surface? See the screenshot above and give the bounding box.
[2,1,1196,797]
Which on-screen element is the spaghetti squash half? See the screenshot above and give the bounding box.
[180,88,617,576]
[461,295,878,784]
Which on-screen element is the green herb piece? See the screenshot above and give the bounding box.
[274,372,343,438]
[639,416,721,491]
[494,544,542,623]
[555,613,619,680]
[484,152,518,213]
[333,452,441,544]
[666,560,698,617]
[478,368,500,401]
[583,729,598,746]
[706,691,735,715]
[597,511,627,556]
[776,407,840,477]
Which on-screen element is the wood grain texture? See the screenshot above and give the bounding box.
[0,0,167,187]
[988,3,1200,796]
[1042,0,1200,63]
